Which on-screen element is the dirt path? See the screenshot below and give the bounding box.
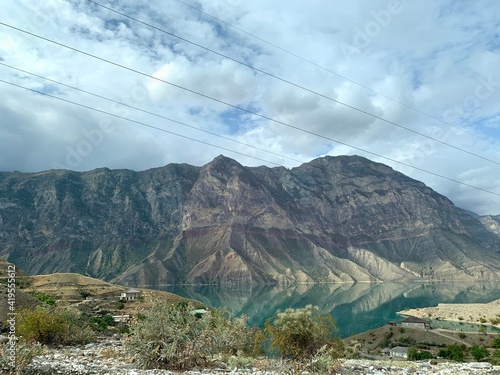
[432,329,471,347]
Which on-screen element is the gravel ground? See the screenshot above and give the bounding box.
[9,340,500,375]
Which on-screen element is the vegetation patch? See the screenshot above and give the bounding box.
[16,305,96,346]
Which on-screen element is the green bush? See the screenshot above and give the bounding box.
[16,305,96,346]
[471,345,489,361]
[492,337,500,348]
[78,289,92,299]
[264,305,344,363]
[407,347,433,361]
[32,292,56,306]
[88,314,116,332]
[437,344,465,362]
[399,335,416,345]
[378,338,391,348]
[124,302,256,371]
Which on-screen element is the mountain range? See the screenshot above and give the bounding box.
[1,154,500,285]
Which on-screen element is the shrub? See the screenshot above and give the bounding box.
[124,302,256,371]
[16,305,96,346]
[307,344,343,375]
[378,338,391,348]
[437,344,465,362]
[471,345,489,361]
[32,292,56,306]
[407,346,433,361]
[88,314,116,332]
[78,288,92,299]
[492,337,500,348]
[227,350,254,370]
[399,336,416,346]
[0,339,45,374]
[264,305,344,363]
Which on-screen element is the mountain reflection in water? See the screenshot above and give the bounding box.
[157,282,500,338]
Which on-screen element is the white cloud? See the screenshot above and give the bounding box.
[0,0,500,214]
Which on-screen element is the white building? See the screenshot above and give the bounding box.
[390,346,408,359]
[120,288,141,300]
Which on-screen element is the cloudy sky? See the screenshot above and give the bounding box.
[1,0,500,214]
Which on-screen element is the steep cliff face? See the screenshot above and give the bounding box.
[1,155,499,285]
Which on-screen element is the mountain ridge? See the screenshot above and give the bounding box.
[1,155,499,285]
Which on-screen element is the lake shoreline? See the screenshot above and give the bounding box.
[397,299,500,327]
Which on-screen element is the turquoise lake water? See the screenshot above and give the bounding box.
[157,281,500,338]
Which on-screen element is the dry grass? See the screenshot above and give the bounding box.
[0,261,197,326]
[399,300,500,327]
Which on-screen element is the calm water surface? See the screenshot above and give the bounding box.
[157,282,500,338]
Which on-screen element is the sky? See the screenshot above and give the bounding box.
[1,0,500,215]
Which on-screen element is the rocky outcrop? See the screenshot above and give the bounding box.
[1,155,500,285]
[481,214,500,237]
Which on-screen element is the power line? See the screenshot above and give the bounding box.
[2,73,500,199]
[0,62,304,166]
[2,21,500,175]
[7,61,500,212]
[0,81,478,223]
[0,78,283,166]
[85,0,500,168]
[172,0,500,149]
[2,65,499,230]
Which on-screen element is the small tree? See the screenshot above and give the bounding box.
[471,345,489,361]
[264,305,344,361]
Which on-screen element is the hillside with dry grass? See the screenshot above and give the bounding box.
[0,260,199,329]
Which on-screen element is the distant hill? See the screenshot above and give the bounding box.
[1,155,500,285]
[0,259,40,325]
[0,260,195,326]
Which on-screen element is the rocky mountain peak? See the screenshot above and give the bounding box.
[1,155,499,286]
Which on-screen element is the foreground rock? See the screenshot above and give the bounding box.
[18,340,500,375]
[339,359,500,374]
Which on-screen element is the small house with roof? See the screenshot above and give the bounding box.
[390,346,408,359]
[120,288,141,301]
[401,316,430,330]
